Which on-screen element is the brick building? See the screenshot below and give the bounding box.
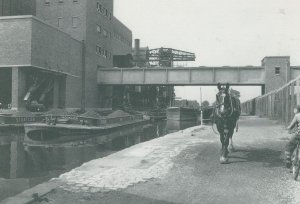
[0,0,132,110]
[262,56,300,93]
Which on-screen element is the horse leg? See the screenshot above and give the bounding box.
[223,132,230,158]
[229,137,234,152]
[219,133,228,164]
[228,129,235,152]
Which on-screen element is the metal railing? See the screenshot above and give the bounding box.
[241,75,300,124]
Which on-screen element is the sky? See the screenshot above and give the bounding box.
[114,0,300,103]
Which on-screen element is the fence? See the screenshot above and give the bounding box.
[241,75,300,125]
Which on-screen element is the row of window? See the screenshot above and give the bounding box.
[113,32,131,47]
[96,24,131,46]
[96,25,111,38]
[56,17,130,48]
[45,0,78,5]
[96,45,112,60]
[96,2,112,20]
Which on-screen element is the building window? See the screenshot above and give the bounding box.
[58,0,63,3]
[275,67,280,75]
[72,17,79,27]
[45,0,50,5]
[97,2,103,13]
[96,25,102,33]
[73,0,78,3]
[105,9,108,17]
[58,17,63,27]
[103,29,107,37]
[109,13,112,20]
[96,45,102,55]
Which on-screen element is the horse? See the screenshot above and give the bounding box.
[213,83,241,164]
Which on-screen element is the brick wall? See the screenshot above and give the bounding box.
[112,17,132,56]
[85,0,113,108]
[262,56,290,93]
[1,0,133,109]
[0,17,32,66]
[0,0,36,16]
[31,17,82,76]
[30,17,83,108]
[0,16,83,109]
[35,0,86,41]
[35,0,116,108]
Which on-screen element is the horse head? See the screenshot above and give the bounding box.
[216,83,233,117]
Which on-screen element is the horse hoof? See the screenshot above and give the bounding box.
[220,156,229,164]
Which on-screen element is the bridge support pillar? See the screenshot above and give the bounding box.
[261,85,265,95]
[11,67,26,110]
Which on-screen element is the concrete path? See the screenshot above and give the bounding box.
[3,116,300,204]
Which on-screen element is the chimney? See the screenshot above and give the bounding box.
[134,39,140,61]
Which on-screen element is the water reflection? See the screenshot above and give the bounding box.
[0,119,198,201]
[167,120,199,133]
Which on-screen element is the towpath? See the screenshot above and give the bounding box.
[2,116,300,204]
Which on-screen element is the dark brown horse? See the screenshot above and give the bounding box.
[213,83,241,164]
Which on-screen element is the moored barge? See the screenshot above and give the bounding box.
[166,107,198,121]
[24,110,149,146]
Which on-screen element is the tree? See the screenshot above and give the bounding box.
[201,100,210,108]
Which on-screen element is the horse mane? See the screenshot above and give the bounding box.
[230,96,241,118]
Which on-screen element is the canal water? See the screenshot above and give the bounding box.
[0,119,199,201]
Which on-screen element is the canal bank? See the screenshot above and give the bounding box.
[1,123,205,204]
[2,116,300,204]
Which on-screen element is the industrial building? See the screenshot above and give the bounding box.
[1,1,299,112]
[0,0,132,111]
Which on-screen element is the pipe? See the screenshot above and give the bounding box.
[81,40,86,111]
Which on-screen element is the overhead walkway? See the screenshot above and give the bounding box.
[97,66,265,85]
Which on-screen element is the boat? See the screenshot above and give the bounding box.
[0,110,45,140]
[166,107,198,121]
[24,110,149,146]
[147,108,166,121]
[0,110,44,125]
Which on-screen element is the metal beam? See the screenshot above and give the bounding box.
[98,66,265,85]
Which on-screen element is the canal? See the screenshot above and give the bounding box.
[0,119,200,201]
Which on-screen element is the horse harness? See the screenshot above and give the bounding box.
[212,94,239,134]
